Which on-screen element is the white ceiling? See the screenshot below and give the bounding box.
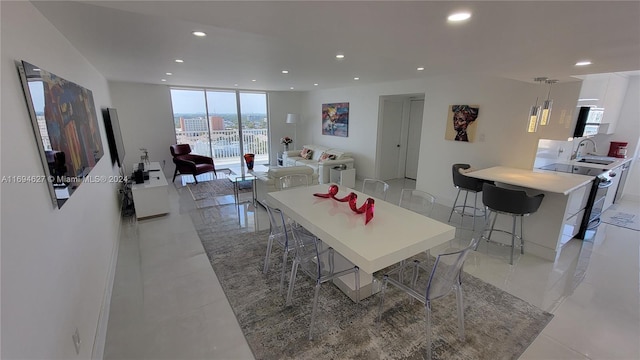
[31,1,640,91]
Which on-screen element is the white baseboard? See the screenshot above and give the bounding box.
[91,217,122,359]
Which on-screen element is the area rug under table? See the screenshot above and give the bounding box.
[192,218,554,360]
[186,178,252,208]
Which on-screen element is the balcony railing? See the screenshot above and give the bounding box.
[176,129,269,166]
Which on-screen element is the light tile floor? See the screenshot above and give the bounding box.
[104,177,640,359]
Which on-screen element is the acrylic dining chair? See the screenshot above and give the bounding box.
[286,223,360,340]
[263,201,318,293]
[362,178,390,201]
[399,188,436,217]
[396,188,438,279]
[262,202,296,292]
[377,237,479,360]
[277,173,311,190]
[277,173,312,230]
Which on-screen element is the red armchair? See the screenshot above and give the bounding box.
[170,144,217,184]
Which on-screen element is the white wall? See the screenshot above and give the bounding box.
[303,75,581,205]
[108,82,176,179]
[1,2,121,358]
[267,92,304,165]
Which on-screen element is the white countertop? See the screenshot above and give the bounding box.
[552,156,632,171]
[466,166,594,195]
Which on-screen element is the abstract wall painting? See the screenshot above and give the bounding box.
[322,102,349,137]
[17,60,104,208]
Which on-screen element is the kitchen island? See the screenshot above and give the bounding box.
[466,166,594,262]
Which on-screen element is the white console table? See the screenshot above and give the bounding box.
[130,162,170,219]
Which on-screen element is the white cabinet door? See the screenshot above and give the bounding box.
[405,99,423,180]
[598,74,629,134]
[579,73,629,135]
[378,99,404,180]
[603,166,622,211]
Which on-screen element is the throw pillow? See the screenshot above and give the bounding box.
[300,147,313,160]
[319,152,337,162]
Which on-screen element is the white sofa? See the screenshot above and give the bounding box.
[282,144,355,184]
[254,165,319,205]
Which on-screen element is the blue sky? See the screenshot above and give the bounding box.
[28,82,44,111]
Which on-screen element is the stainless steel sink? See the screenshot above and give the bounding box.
[577,159,615,165]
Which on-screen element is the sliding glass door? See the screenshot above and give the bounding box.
[171,88,268,169]
[239,92,268,165]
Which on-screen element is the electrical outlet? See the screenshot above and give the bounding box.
[72,327,81,355]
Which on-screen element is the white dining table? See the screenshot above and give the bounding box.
[266,184,456,300]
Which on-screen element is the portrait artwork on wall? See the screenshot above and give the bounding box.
[322,102,349,137]
[445,104,480,142]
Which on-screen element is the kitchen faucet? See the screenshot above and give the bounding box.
[571,138,597,160]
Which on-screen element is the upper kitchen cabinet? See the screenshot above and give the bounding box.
[576,73,629,135]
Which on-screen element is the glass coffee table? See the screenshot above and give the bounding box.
[228,173,257,205]
[226,165,269,205]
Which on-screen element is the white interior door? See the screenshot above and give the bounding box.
[378,99,404,181]
[405,99,423,179]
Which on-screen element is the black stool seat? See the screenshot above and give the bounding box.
[448,164,489,230]
[452,164,484,192]
[480,183,544,264]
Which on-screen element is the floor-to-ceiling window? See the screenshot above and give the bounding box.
[170,88,268,168]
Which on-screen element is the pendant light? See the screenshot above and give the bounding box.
[539,79,558,126]
[527,77,547,133]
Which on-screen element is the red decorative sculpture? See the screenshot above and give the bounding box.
[314,185,375,224]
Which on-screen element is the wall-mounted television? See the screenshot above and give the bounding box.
[102,107,126,168]
[17,60,104,208]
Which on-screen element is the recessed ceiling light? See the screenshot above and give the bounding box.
[175,59,184,63]
[575,61,592,66]
[336,53,345,59]
[354,77,360,80]
[314,83,319,86]
[165,72,172,76]
[578,98,599,101]
[192,31,206,37]
[234,84,238,87]
[417,67,425,71]
[448,12,471,22]
[251,79,257,82]
[161,79,167,82]
[290,87,294,90]
[282,70,289,74]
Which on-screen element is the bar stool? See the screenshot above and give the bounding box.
[448,164,487,230]
[480,183,545,265]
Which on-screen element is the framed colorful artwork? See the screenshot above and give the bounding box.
[445,104,479,142]
[17,60,104,208]
[322,102,349,137]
